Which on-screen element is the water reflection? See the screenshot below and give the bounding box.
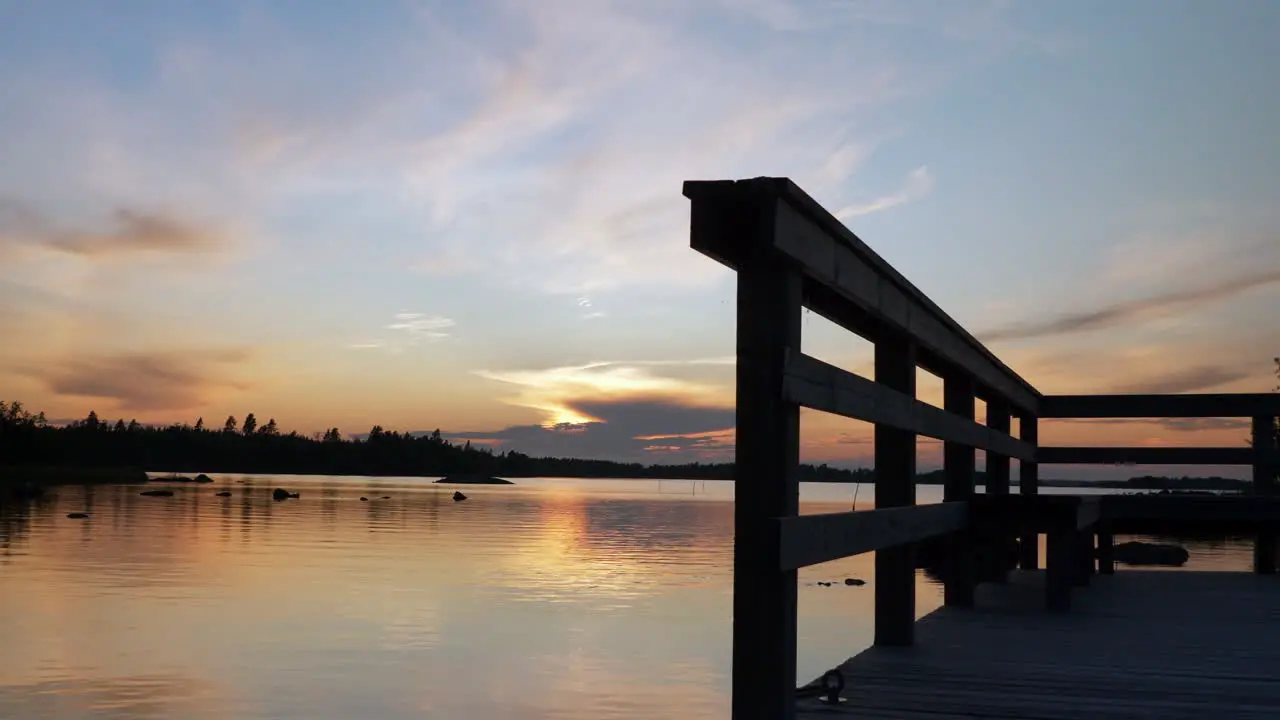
[0,477,1255,718]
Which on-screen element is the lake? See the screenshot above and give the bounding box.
[0,475,1255,718]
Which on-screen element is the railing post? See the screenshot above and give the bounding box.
[1254,415,1277,575]
[986,399,1011,495]
[1018,414,1039,570]
[875,335,917,647]
[943,375,976,608]
[731,248,803,718]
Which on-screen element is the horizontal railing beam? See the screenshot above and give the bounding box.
[1038,446,1256,465]
[683,177,1041,416]
[1042,394,1280,418]
[783,352,1035,461]
[776,502,969,570]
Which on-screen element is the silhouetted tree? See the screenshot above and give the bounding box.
[260,418,279,436]
[242,413,258,436]
[223,416,237,433]
[194,417,204,432]
[114,419,126,433]
[127,419,140,432]
[84,411,101,430]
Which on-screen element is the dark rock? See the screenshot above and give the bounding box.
[360,497,369,501]
[140,489,174,497]
[435,475,514,485]
[215,491,232,497]
[817,581,832,587]
[381,496,391,499]
[272,488,299,501]
[1112,541,1189,567]
[66,512,89,519]
[452,491,468,502]
[194,474,214,483]
[160,475,197,482]
[844,578,866,586]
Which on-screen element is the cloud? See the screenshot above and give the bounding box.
[445,397,735,463]
[349,312,455,352]
[0,198,228,258]
[981,268,1280,342]
[1051,417,1251,433]
[834,165,934,219]
[27,348,254,411]
[1110,365,1250,395]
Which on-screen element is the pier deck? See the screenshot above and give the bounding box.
[799,571,1280,719]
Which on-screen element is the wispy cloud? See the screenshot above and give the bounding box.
[981,268,1280,342]
[835,165,934,219]
[0,199,228,258]
[25,348,254,411]
[349,312,456,352]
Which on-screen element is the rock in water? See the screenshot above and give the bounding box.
[66,512,89,519]
[844,578,866,586]
[140,489,174,497]
[215,491,232,497]
[194,474,214,483]
[360,497,369,501]
[272,488,299,500]
[452,491,468,502]
[1112,541,1189,567]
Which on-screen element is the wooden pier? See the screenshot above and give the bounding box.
[682,177,1280,720]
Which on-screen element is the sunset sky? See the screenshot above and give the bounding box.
[1,1,1276,477]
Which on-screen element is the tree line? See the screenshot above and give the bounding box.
[0,401,881,481]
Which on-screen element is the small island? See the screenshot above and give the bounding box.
[433,475,514,485]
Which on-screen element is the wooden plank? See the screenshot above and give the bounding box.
[775,503,968,570]
[1041,393,1280,418]
[874,335,917,648]
[943,375,976,607]
[730,249,803,719]
[682,177,1042,415]
[1018,414,1039,570]
[799,572,1280,719]
[1038,445,1254,465]
[782,352,1034,461]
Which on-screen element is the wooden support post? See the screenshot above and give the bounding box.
[875,335,917,647]
[1254,415,1277,575]
[1018,415,1039,570]
[1072,531,1094,586]
[731,259,803,720]
[1045,531,1073,613]
[943,375,976,608]
[1097,526,1115,575]
[986,399,1011,495]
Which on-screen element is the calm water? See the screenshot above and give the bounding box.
[0,476,1254,719]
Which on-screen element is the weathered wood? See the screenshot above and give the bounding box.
[1018,414,1039,570]
[944,375,977,607]
[1041,393,1280,418]
[799,572,1280,719]
[782,352,1035,461]
[1254,415,1277,575]
[731,250,803,719]
[985,399,1011,495]
[874,335,917,647]
[776,503,968,570]
[1045,532,1073,612]
[684,177,1041,415]
[1038,446,1255,465]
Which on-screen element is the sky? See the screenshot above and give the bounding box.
[0,0,1277,478]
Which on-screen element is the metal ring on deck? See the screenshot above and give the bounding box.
[819,668,845,704]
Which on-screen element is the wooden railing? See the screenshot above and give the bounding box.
[682,176,1280,720]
